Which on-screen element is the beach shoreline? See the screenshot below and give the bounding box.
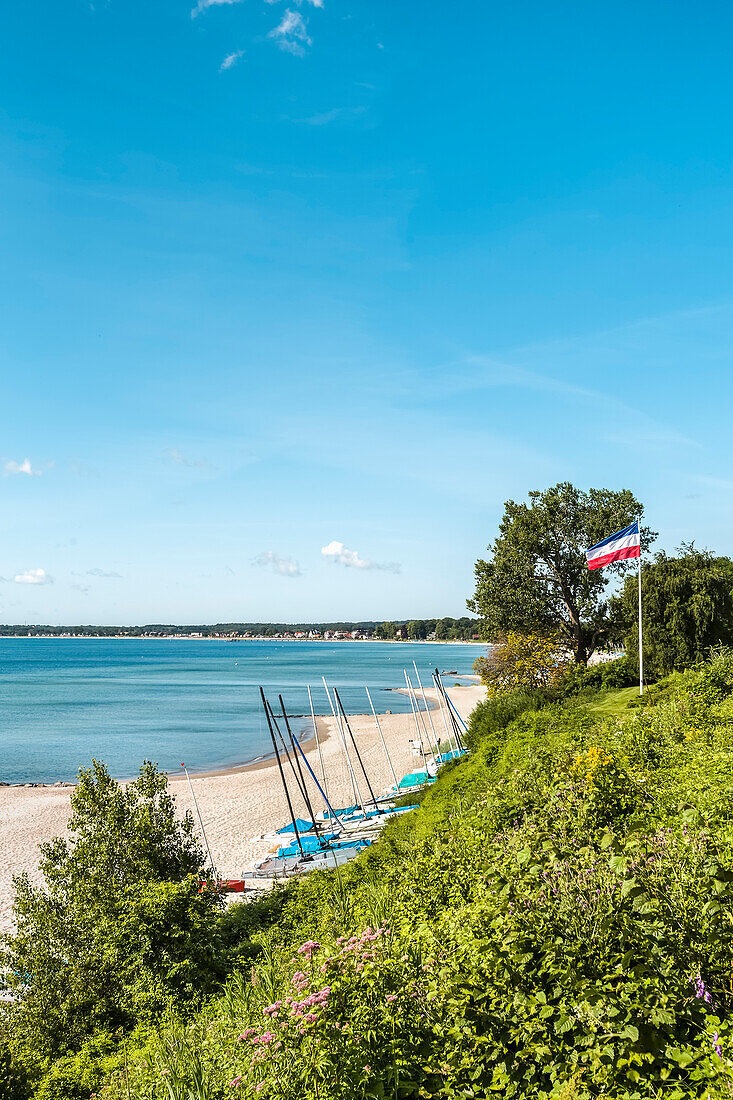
[2,678,480,788]
[0,680,485,932]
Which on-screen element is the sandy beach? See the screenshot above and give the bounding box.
[0,681,485,932]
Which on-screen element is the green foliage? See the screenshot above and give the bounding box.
[615,545,733,679]
[0,762,223,1059]
[468,482,654,663]
[473,630,572,696]
[104,656,733,1097]
[0,1041,29,1100]
[465,685,549,751]
[16,657,733,1100]
[31,1036,122,1100]
[555,655,638,699]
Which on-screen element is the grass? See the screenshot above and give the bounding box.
[582,684,640,716]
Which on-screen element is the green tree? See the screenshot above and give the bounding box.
[615,544,733,678]
[473,631,571,695]
[406,620,426,640]
[468,482,654,664]
[434,618,450,640]
[376,621,396,639]
[1,761,223,1058]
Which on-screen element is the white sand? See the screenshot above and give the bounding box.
[0,681,484,931]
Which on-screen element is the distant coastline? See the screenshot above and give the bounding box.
[0,616,481,643]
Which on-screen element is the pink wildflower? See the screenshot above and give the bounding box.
[229,1078,243,1089]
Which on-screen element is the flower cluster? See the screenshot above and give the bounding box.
[572,745,614,789]
[692,973,713,1005]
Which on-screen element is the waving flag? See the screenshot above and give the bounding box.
[586,521,640,571]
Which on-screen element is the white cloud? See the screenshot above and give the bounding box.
[220,48,245,70]
[72,583,91,595]
[266,0,323,6]
[191,0,243,18]
[321,541,400,574]
[4,458,40,477]
[252,550,302,577]
[14,568,53,586]
[302,106,366,126]
[86,568,123,578]
[268,9,311,54]
[166,447,213,471]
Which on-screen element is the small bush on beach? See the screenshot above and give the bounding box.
[0,762,226,1058]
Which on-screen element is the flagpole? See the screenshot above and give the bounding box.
[637,553,643,696]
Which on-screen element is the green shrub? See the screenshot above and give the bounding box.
[0,1042,29,1100]
[555,655,638,699]
[465,686,549,751]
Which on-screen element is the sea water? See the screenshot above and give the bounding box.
[0,638,484,784]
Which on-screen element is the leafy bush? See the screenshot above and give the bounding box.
[473,631,572,696]
[0,1042,29,1100]
[0,762,223,1058]
[465,686,549,751]
[555,655,638,699]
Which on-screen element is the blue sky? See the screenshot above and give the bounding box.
[2,0,733,624]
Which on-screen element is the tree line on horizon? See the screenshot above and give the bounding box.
[0,618,480,639]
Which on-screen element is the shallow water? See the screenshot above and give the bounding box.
[0,638,484,783]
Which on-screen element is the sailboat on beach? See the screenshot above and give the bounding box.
[249,668,468,879]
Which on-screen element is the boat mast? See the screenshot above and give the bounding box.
[307,684,329,804]
[412,660,441,755]
[405,670,438,758]
[279,694,321,838]
[434,669,466,750]
[403,669,428,767]
[334,687,381,813]
[260,687,304,858]
[322,675,362,810]
[365,685,398,788]
[181,763,217,880]
[432,671,453,745]
[266,700,310,808]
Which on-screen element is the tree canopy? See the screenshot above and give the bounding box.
[473,631,571,696]
[614,544,733,678]
[1,761,224,1058]
[468,482,655,663]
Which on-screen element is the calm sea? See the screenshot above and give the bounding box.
[0,639,484,784]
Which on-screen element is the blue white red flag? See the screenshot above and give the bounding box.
[586,521,640,571]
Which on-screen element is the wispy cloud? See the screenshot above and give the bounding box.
[86,568,123,578]
[252,550,302,577]
[14,568,53,586]
[301,106,366,126]
[72,583,91,595]
[321,541,400,574]
[268,9,311,54]
[4,458,41,477]
[220,48,245,70]
[191,0,243,19]
[166,447,214,471]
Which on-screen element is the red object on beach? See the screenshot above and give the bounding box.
[197,878,248,894]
